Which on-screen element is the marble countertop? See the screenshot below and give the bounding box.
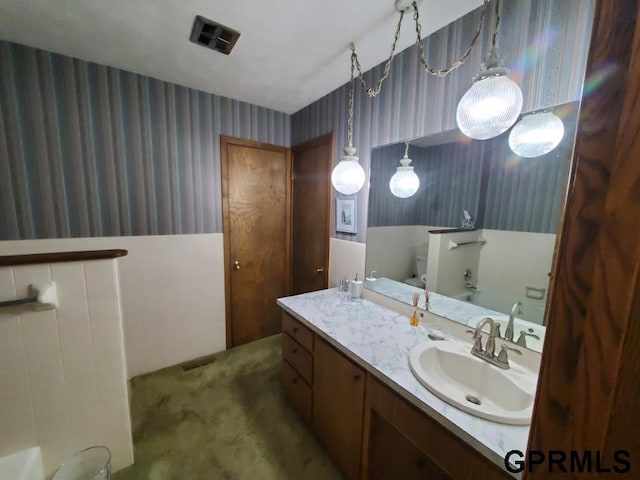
[277,288,530,476]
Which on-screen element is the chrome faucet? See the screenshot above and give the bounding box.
[470,317,520,369]
[471,317,498,359]
[504,301,523,342]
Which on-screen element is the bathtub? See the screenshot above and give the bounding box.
[0,447,43,480]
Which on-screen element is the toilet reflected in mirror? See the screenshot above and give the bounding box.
[404,255,427,288]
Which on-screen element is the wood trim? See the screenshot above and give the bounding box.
[291,132,334,288]
[527,0,640,476]
[0,249,128,267]
[428,228,478,234]
[220,135,292,349]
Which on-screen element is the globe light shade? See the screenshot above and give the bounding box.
[389,159,420,198]
[508,111,565,158]
[456,73,523,140]
[331,146,365,195]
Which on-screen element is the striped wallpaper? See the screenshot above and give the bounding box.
[292,0,595,242]
[0,41,290,240]
[368,103,578,234]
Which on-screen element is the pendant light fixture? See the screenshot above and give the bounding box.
[331,49,366,195]
[456,0,523,140]
[389,142,420,198]
[334,0,492,194]
[508,111,565,158]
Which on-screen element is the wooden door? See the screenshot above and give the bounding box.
[221,136,291,348]
[291,133,333,294]
[312,336,365,480]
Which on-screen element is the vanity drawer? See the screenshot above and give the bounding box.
[282,312,314,352]
[283,333,313,384]
[280,360,312,424]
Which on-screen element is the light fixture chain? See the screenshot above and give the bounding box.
[347,52,356,147]
[351,9,405,98]
[413,0,489,77]
[491,0,501,48]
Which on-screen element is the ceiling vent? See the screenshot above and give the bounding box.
[190,16,240,55]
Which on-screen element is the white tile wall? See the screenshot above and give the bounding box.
[0,234,226,377]
[0,260,133,476]
[328,238,367,288]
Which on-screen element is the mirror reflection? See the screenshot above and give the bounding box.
[365,102,579,353]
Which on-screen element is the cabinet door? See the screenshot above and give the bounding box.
[367,410,450,480]
[313,337,365,480]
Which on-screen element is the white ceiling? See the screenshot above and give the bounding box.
[0,0,482,114]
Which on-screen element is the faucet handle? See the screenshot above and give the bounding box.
[496,344,522,368]
[495,322,502,339]
[516,330,540,347]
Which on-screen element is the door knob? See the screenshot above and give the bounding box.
[233,261,241,271]
[315,267,325,274]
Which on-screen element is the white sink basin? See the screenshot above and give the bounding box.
[409,341,537,425]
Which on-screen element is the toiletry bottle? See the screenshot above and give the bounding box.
[351,274,363,300]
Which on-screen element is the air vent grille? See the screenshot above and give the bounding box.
[190,16,240,55]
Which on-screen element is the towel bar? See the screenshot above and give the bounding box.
[0,296,38,308]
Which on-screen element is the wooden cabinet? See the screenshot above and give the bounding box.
[362,376,511,480]
[312,336,365,480]
[279,309,511,480]
[280,312,313,425]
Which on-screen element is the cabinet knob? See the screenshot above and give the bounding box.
[315,267,325,274]
[292,327,299,333]
[292,348,298,354]
[233,260,241,271]
[416,458,426,469]
[353,373,362,382]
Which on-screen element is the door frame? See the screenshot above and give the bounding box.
[220,135,292,349]
[291,132,334,290]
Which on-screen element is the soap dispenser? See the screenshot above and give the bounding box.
[351,274,363,300]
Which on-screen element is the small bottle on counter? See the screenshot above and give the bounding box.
[350,274,362,300]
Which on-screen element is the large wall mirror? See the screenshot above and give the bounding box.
[364,0,595,354]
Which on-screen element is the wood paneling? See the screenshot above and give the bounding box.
[312,336,365,480]
[528,0,640,476]
[291,133,333,294]
[0,249,127,266]
[221,136,291,348]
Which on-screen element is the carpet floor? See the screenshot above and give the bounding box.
[113,334,344,480]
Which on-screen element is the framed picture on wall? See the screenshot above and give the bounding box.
[336,198,357,234]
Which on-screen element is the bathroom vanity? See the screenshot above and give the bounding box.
[277,288,529,479]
